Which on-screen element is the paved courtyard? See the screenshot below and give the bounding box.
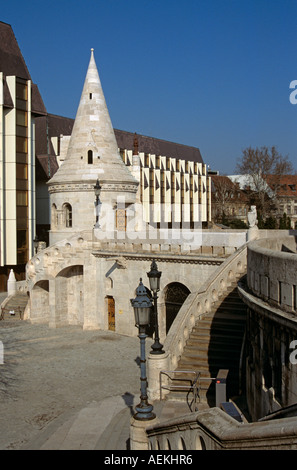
[0,319,144,450]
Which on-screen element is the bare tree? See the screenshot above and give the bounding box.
[211,175,249,224]
[235,146,294,217]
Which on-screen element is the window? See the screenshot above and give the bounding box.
[16,136,27,153]
[16,110,27,127]
[88,150,93,164]
[51,204,58,228]
[63,203,72,228]
[89,93,92,99]
[16,163,28,180]
[16,80,27,101]
[16,191,27,206]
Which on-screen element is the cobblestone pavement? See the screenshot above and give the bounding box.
[0,319,144,450]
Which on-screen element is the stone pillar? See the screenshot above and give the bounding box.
[7,269,16,296]
[147,351,170,401]
[83,254,101,330]
[48,279,57,328]
[130,415,159,450]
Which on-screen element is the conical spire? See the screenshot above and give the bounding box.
[48,49,137,186]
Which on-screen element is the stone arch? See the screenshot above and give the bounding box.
[164,282,191,334]
[30,279,50,323]
[55,265,83,326]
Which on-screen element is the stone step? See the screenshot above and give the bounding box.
[1,293,28,320]
[185,344,242,356]
[192,325,245,337]
[168,277,247,406]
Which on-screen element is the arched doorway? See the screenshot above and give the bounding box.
[106,296,115,331]
[165,282,190,333]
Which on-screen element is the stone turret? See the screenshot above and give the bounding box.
[48,49,138,244]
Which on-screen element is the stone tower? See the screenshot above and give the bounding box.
[48,49,138,244]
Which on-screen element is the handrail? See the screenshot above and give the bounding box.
[160,370,216,411]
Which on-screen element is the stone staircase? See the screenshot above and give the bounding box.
[1,292,28,320]
[166,280,247,408]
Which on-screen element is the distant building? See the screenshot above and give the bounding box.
[211,175,249,225]
[266,175,297,228]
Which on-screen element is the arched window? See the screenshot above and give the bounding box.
[88,150,93,164]
[63,203,72,228]
[51,203,58,228]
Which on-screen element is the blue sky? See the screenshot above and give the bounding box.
[2,0,297,174]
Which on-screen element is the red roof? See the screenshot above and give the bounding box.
[266,175,297,196]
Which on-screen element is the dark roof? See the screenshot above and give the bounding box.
[115,129,204,164]
[35,114,74,179]
[0,21,31,79]
[35,114,204,180]
[0,21,46,115]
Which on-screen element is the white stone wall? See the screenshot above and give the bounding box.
[27,229,246,337]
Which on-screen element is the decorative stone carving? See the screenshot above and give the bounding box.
[248,205,258,228]
[247,205,259,241]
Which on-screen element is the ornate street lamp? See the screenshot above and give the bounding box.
[131,278,155,421]
[94,178,102,228]
[147,259,165,355]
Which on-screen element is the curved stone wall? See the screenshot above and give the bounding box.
[239,235,297,420]
[247,236,297,313]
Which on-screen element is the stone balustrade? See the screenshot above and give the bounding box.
[147,243,248,401]
[146,407,297,450]
[247,236,297,313]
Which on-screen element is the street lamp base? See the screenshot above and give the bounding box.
[150,341,165,355]
[134,402,156,421]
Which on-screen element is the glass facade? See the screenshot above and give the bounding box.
[16,78,29,264]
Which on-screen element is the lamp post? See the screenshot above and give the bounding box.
[94,178,102,228]
[131,278,156,421]
[147,259,165,355]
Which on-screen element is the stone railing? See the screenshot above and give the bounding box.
[93,228,247,256]
[146,407,297,450]
[147,243,248,400]
[27,228,248,288]
[247,235,297,313]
